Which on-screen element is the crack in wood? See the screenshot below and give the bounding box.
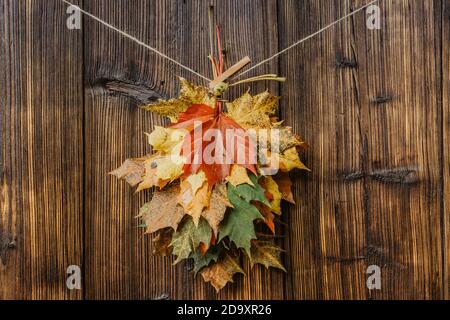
[326,255,366,264]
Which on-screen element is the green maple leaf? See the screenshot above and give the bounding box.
[219,178,268,256]
[190,246,222,275]
[170,217,212,264]
[233,174,270,206]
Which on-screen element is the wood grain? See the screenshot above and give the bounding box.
[0,0,84,299]
[442,0,449,300]
[279,0,445,299]
[0,0,448,300]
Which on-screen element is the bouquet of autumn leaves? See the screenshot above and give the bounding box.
[111,78,308,291]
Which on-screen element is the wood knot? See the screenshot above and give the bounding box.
[336,57,358,69]
[0,236,15,266]
[340,171,365,182]
[153,293,170,300]
[91,78,166,105]
[370,168,418,185]
[372,95,392,104]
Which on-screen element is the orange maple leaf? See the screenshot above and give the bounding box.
[171,104,257,188]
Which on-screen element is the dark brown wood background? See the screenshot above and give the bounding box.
[1,0,448,300]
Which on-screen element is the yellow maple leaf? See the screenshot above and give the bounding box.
[136,154,184,192]
[142,78,216,122]
[186,171,207,195]
[260,176,282,215]
[277,147,309,172]
[145,126,187,154]
[262,147,309,174]
[179,179,211,226]
[226,91,278,129]
[225,165,254,187]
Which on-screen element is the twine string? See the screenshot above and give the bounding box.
[233,0,380,80]
[61,0,211,82]
[61,0,380,84]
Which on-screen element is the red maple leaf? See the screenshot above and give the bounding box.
[170,104,257,187]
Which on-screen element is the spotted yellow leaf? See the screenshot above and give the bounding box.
[142,78,216,122]
[225,165,254,187]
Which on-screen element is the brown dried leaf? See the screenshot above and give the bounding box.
[152,228,173,256]
[140,185,185,234]
[248,240,286,272]
[273,173,295,204]
[201,253,244,292]
[202,183,232,236]
[110,157,147,187]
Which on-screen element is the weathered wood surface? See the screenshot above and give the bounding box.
[1,0,448,300]
[0,0,84,299]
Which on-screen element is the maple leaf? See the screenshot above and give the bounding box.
[262,147,309,174]
[275,125,305,153]
[139,185,185,234]
[248,240,286,272]
[260,176,282,215]
[179,178,211,226]
[202,183,232,236]
[225,90,308,174]
[135,148,187,192]
[110,156,148,187]
[142,78,216,122]
[273,172,295,204]
[152,228,173,256]
[226,165,254,187]
[232,174,270,206]
[226,91,278,129]
[145,126,188,154]
[185,171,207,195]
[253,202,276,234]
[277,147,309,172]
[190,245,222,275]
[219,176,269,256]
[201,253,244,292]
[171,104,257,187]
[171,217,212,264]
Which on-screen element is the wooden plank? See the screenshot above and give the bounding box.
[442,0,449,300]
[84,0,281,299]
[355,0,444,299]
[278,0,367,300]
[278,0,444,299]
[0,0,84,299]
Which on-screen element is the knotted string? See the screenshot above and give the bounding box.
[61,0,380,84]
